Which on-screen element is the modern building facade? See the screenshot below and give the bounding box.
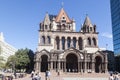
[34,8,108,73]
[110,0,120,55]
[0,32,17,62]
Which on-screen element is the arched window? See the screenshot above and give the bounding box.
[42,36,45,44]
[40,23,44,30]
[90,27,92,31]
[56,37,60,50]
[73,37,76,48]
[62,37,65,50]
[45,25,47,30]
[47,36,51,44]
[78,37,83,50]
[93,38,96,46]
[88,37,91,46]
[87,27,89,32]
[67,37,71,48]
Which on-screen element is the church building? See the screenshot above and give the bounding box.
[34,8,108,73]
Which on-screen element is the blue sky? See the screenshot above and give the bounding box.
[0,0,113,52]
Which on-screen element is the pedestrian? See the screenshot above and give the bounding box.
[45,71,48,80]
[31,70,35,77]
[38,72,41,80]
[31,70,35,80]
[57,70,60,76]
[34,73,38,80]
[48,70,51,80]
[14,71,17,79]
[114,72,119,80]
[109,73,114,80]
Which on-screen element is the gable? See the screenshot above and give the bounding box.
[55,8,71,23]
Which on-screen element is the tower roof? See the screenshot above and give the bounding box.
[83,16,93,27]
[44,12,50,25]
[55,8,71,23]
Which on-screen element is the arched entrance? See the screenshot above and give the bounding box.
[95,56,102,73]
[66,53,78,72]
[41,55,48,72]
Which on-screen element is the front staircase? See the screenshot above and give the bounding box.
[40,71,109,80]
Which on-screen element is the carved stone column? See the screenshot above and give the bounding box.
[58,60,60,70]
[45,36,48,44]
[54,37,57,50]
[36,61,40,72]
[84,51,88,73]
[48,61,50,70]
[76,39,79,49]
[70,39,73,47]
[105,53,108,73]
[51,61,53,70]
[60,38,62,50]
[65,38,67,49]
[91,60,95,73]
[64,62,66,72]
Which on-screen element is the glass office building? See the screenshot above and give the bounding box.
[110,0,120,54]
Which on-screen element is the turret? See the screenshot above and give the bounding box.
[80,15,96,33]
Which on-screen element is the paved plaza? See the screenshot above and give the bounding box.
[63,78,108,80]
[13,73,110,80]
[13,77,108,80]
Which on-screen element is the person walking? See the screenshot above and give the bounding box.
[45,71,48,80]
[109,73,114,80]
[114,72,119,80]
[48,70,51,80]
[31,70,35,80]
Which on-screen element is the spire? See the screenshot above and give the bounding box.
[83,15,92,27]
[44,12,50,25]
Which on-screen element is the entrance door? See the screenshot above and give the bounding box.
[95,56,102,73]
[41,55,48,72]
[66,54,78,72]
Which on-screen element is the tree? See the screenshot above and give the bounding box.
[0,56,5,69]
[6,55,17,69]
[15,48,34,72]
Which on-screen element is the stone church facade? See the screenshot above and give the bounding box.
[34,8,108,73]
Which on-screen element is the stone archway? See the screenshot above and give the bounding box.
[41,55,48,72]
[95,56,102,73]
[66,53,78,72]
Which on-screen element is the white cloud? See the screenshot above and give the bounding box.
[101,32,113,38]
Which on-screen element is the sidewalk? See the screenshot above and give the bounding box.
[13,74,31,80]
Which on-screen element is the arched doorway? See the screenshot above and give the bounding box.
[41,55,48,72]
[95,56,102,73]
[66,54,78,72]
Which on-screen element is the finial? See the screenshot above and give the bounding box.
[46,11,48,14]
[61,2,64,8]
[86,13,88,16]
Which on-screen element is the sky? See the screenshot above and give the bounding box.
[0,0,113,52]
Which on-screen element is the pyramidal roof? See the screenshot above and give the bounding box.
[55,8,71,23]
[44,12,50,25]
[83,16,93,27]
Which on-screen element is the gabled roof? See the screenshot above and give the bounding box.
[55,8,71,23]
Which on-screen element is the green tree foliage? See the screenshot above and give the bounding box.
[15,48,34,72]
[6,48,34,72]
[0,56,5,69]
[6,55,17,69]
